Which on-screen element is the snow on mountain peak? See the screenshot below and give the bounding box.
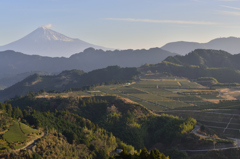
[0,26,109,57]
[33,26,74,42]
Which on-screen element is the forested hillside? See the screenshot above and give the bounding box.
[164,49,240,69]
[0,99,173,159]
[0,66,140,102]
[7,94,210,155]
[140,61,240,84]
[0,102,136,159]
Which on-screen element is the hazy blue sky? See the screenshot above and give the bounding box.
[1,0,240,50]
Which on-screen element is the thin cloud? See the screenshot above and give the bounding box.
[105,18,218,25]
[217,0,240,1]
[221,5,240,10]
[222,25,240,28]
[42,24,52,29]
[219,10,240,16]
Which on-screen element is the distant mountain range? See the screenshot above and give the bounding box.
[140,49,240,84]
[0,48,177,87]
[2,49,240,101]
[161,37,240,55]
[164,49,240,69]
[0,26,109,57]
[1,26,240,57]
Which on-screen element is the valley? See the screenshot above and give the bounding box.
[3,0,240,158]
[1,46,240,159]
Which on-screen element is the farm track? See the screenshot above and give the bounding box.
[14,132,46,152]
[181,126,240,152]
[197,119,240,126]
[164,110,240,117]
[0,129,8,135]
[223,115,234,133]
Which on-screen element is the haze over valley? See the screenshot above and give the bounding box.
[2,0,240,159]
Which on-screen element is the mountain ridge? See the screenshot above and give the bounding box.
[164,49,240,69]
[161,37,240,55]
[0,48,177,85]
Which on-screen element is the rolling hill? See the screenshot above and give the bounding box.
[161,37,240,55]
[164,49,240,69]
[140,49,240,84]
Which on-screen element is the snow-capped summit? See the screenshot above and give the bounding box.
[30,26,74,42]
[0,26,110,57]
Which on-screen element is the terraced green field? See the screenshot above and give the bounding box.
[19,122,38,134]
[132,80,181,89]
[179,81,204,89]
[3,122,27,143]
[93,75,224,110]
[141,74,186,79]
[117,87,147,94]
[161,110,240,138]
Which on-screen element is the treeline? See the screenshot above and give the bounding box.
[112,147,169,159]
[0,103,23,119]
[164,49,240,70]
[140,61,240,83]
[64,80,134,92]
[179,91,219,96]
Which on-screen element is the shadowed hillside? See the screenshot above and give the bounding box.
[0,48,176,80]
[165,49,240,69]
[0,66,140,102]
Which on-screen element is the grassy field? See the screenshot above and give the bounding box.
[13,144,25,149]
[19,122,38,134]
[3,122,27,143]
[1,121,40,151]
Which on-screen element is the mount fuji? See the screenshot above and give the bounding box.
[0,26,110,57]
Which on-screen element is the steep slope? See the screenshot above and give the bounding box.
[0,48,177,80]
[0,27,109,57]
[164,49,240,69]
[161,37,240,55]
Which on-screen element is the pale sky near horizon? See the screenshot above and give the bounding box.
[1,0,240,50]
